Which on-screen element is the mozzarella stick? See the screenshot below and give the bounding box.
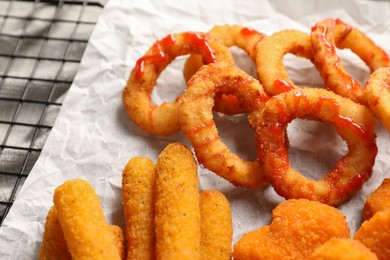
[122,157,156,260]
[155,143,201,259]
[38,206,71,260]
[200,190,233,260]
[53,179,121,260]
[110,225,125,260]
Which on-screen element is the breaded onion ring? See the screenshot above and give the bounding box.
[123,32,234,136]
[255,29,313,96]
[311,18,390,105]
[365,67,390,133]
[179,63,270,188]
[252,88,377,206]
[184,25,266,115]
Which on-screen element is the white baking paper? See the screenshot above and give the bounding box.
[1,0,390,258]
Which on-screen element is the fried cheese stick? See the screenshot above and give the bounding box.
[155,143,201,259]
[38,206,124,260]
[110,225,125,260]
[199,190,233,260]
[122,157,156,260]
[53,179,121,260]
[38,206,71,260]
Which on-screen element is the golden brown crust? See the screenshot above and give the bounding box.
[122,157,156,260]
[155,143,201,259]
[309,238,378,260]
[179,63,270,188]
[199,190,232,260]
[311,18,390,105]
[363,178,390,220]
[122,32,234,136]
[233,199,350,259]
[254,88,377,206]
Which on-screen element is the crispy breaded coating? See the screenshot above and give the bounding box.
[363,178,390,220]
[310,238,378,260]
[38,206,71,260]
[110,225,125,260]
[354,207,390,260]
[122,157,156,260]
[199,190,232,260]
[233,199,350,260]
[155,143,201,260]
[53,179,121,260]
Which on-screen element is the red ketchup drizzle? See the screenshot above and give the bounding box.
[240,27,257,36]
[273,79,295,93]
[183,32,216,63]
[134,34,176,80]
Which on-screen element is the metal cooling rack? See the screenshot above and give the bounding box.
[0,0,104,224]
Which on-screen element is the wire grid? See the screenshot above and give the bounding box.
[0,0,103,224]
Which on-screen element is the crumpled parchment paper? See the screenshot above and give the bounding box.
[1,0,390,258]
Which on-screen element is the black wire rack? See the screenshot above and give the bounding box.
[0,0,104,225]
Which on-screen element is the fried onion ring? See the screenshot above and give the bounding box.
[252,88,377,206]
[365,67,390,133]
[311,18,390,105]
[255,29,313,96]
[179,63,270,188]
[123,32,234,136]
[183,25,266,115]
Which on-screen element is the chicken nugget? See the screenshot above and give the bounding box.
[199,190,232,260]
[233,199,350,259]
[233,226,285,260]
[38,206,71,260]
[310,238,378,260]
[54,179,120,260]
[122,157,156,260]
[354,207,390,260]
[155,143,201,259]
[363,178,390,220]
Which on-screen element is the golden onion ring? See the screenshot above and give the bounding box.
[255,29,313,96]
[252,88,377,206]
[123,32,234,136]
[365,67,390,133]
[179,63,270,188]
[311,18,390,105]
[184,25,266,115]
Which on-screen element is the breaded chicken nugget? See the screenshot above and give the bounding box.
[233,199,350,260]
[122,157,156,260]
[54,179,121,260]
[38,206,71,260]
[155,143,201,260]
[199,190,232,260]
[233,226,285,260]
[310,238,378,260]
[354,207,390,260]
[363,178,390,220]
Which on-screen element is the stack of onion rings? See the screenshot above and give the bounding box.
[122,32,234,136]
[253,88,377,206]
[179,63,270,188]
[123,20,388,205]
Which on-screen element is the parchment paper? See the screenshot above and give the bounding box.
[1,0,390,258]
